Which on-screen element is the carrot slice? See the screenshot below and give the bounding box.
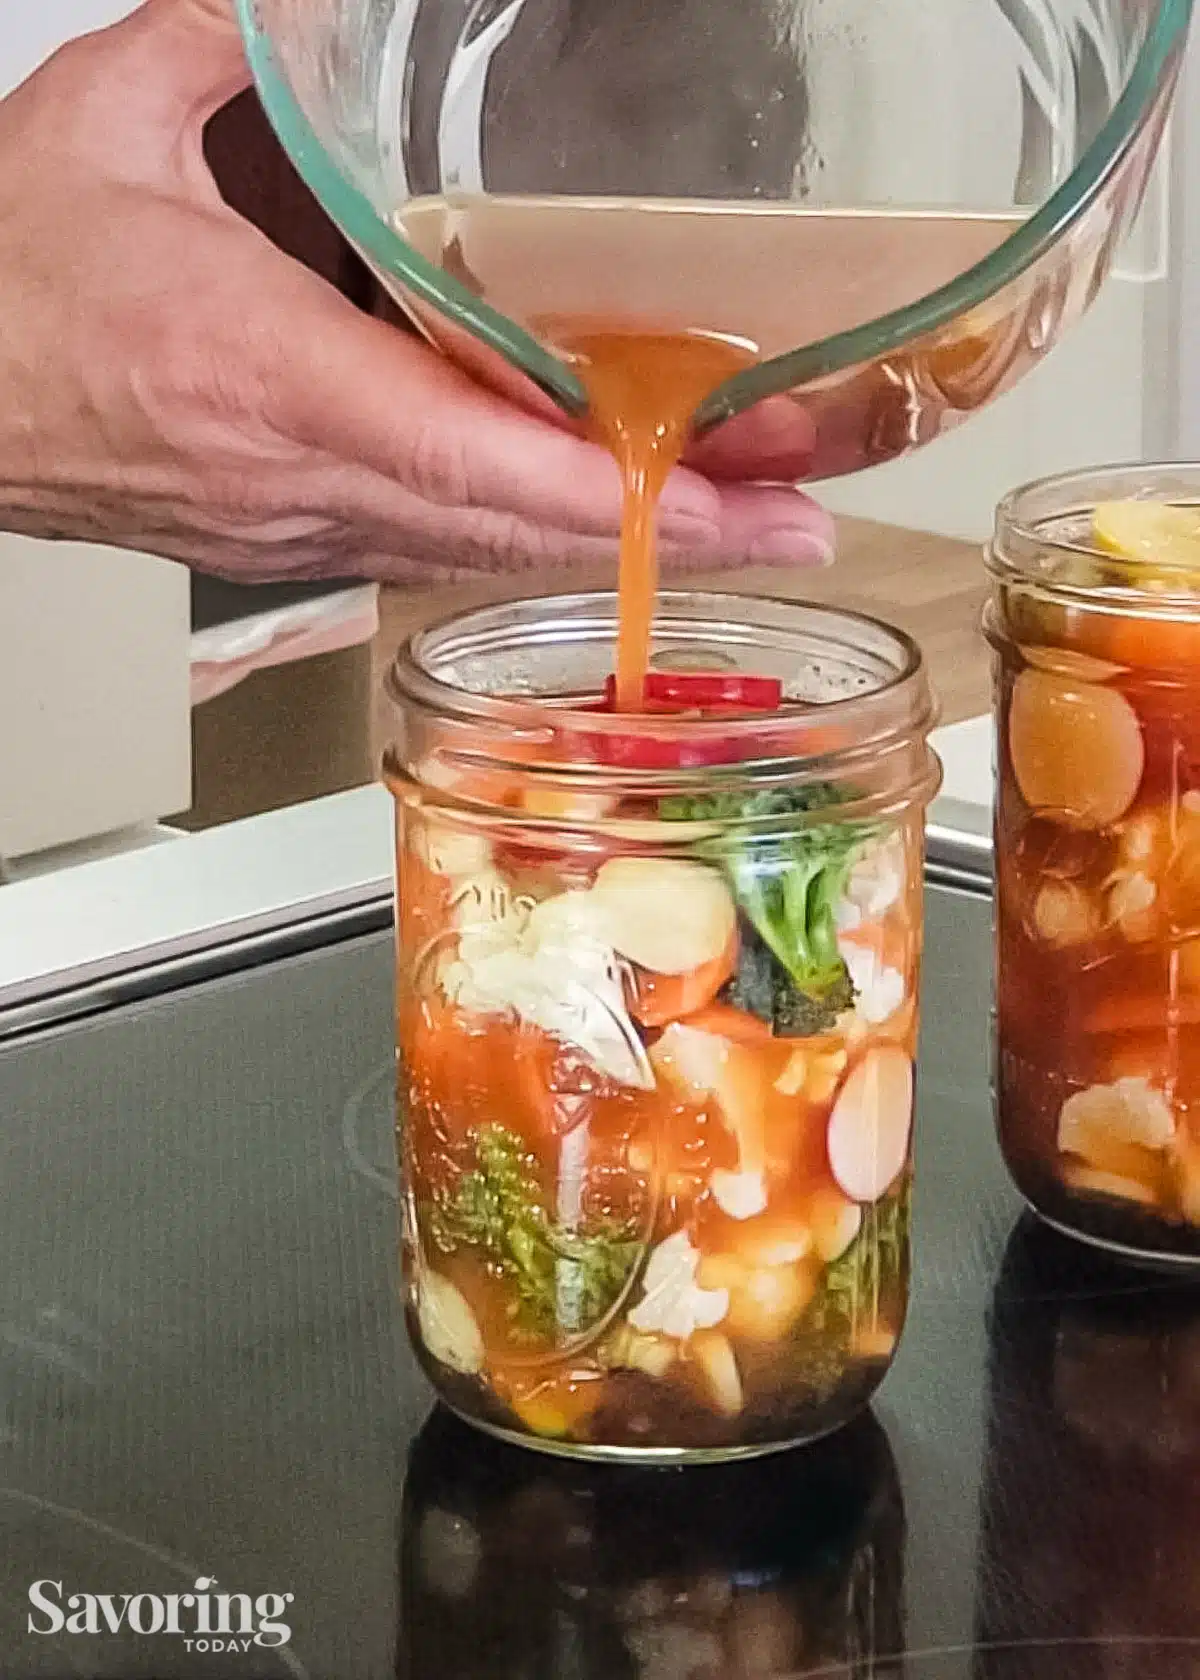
[629,935,739,1028]
[675,1000,775,1044]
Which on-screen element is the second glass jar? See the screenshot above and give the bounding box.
[988,464,1200,1267]
[385,591,941,1459]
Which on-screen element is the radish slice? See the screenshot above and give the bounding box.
[826,1047,914,1203]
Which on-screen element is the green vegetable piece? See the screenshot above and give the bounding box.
[815,1178,911,1337]
[789,1179,911,1402]
[722,917,854,1036]
[428,1124,638,1342]
[662,784,873,1012]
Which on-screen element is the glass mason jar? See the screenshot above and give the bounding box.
[398,1404,905,1679]
[987,465,1200,1267]
[384,590,941,1460]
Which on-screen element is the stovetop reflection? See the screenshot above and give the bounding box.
[394,1216,1200,1680]
[971,1218,1200,1680]
[398,1406,904,1679]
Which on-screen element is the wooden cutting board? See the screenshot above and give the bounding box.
[371,514,992,754]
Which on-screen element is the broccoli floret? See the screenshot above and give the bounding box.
[722,916,855,1036]
[662,784,872,1020]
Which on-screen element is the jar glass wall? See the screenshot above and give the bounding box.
[988,464,1200,1267]
[384,590,940,1459]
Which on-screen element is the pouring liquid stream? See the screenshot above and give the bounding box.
[545,325,757,710]
[395,193,1024,708]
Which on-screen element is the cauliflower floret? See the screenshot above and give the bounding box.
[1058,1077,1176,1157]
[628,1230,729,1339]
[838,938,905,1026]
[441,875,653,1089]
[836,831,906,932]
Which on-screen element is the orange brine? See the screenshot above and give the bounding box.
[395,193,1023,704]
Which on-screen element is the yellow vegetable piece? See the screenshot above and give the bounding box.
[513,1394,572,1438]
[1092,500,1200,580]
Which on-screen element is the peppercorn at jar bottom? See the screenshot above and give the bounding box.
[988,477,1200,1268]
[384,593,940,1459]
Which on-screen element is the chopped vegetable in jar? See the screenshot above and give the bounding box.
[394,691,922,1450]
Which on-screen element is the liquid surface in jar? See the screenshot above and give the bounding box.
[995,500,1200,1259]
[395,193,1022,704]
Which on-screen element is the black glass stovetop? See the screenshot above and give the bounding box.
[0,883,1196,1679]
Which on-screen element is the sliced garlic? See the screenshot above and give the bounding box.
[417,1272,485,1376]
[806,1046,849,1106]
[416,821,493,880]
[709,1168,768,1221]
[808,1186,863,1263]
[1118,813,1159,865]
[1033,880,1098,948]
[587,857,736,975]
[691,1332,744,1417]
[1057,1077,1175,1157]
[1107,871,1157,942]
[599,1324,677,1380]
[774,1048,808,1097]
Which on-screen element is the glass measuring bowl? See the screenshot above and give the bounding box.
[383,590,941,1459]
[987,464,1200,1268]
[235,0,1191,480]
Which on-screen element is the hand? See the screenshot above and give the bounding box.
[0,0,833,582]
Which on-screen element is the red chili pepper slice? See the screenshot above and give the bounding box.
[602,671,783,712]
[563,672,783,769]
